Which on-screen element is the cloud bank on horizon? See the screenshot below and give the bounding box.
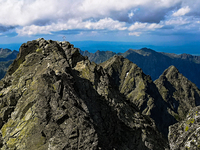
[0,0,200,43]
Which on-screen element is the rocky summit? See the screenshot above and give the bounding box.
[0,39,169,150]
[0,38,199,150]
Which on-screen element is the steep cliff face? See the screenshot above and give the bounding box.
[155,65,200,121]
[100,56,176,137]
[168,106,200,149]
[0,39,168,150]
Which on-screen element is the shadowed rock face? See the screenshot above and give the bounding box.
[155,65,200,121]
[100,56,176,137]
[100,56,200,139]
[0,39,169,150]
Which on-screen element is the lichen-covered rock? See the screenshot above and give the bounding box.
[0,38,169,150]
[168,106,200,149]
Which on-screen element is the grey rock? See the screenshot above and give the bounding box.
[0,39,169,150]
[169,106,200,149]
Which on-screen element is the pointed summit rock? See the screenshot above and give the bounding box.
[0,39,168,150]
[162,65,180,79]
[155,65,200,121]
[100,55,176,137]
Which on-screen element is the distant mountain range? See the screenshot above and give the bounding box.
[0,48,18,79]
[80,48,200,88]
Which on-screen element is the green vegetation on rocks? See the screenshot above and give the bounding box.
[0,38,169,150]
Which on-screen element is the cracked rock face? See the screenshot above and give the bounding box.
[0,39,169,150]
[168,106,200,149]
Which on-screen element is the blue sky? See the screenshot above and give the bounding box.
[0,0,200,53]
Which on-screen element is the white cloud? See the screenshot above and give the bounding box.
[129,32,141,36]
[0,0,78,26]
[16,18,127,36]
[0,0,200,37]
[128,22,147,30]
[84,18,127,30]
[0,0,183,27]
[172,6,190,16]
[128,22,163,31]
[165,18,189,25]
[128,12,134,18]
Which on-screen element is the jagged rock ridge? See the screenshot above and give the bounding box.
[155,65,200,121]
[0,39,169,150]
[81,48,200,88]
[100,56,177,137]
[100,56,200,138]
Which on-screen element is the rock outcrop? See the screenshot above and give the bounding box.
[0,39,169,150]
[168,106,200,149]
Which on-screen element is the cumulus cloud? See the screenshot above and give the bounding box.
[128,22,163,31]
[129,32,141,36]
[165,18,190,25]
[0,0,182,27]
[172,6,190,16]
[16,18,127,36]
[0,0,200,37]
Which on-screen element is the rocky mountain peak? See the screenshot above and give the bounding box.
[155,65,200,122]
[0,39,169,150]
[1,38,200,149]
[100,55,178,137]
[162,65,179,79]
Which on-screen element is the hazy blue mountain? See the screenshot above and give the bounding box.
[80,50,116,64]
[0,48,18,61]
[0,48,18,79]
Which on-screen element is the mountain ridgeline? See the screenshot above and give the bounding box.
[80,48,200,88]
[0,39,200,149]
[0,48,18,79]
